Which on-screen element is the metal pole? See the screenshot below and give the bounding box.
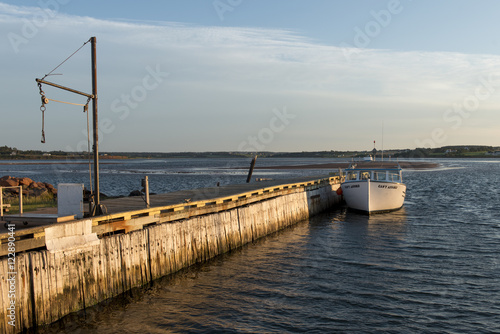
[382,121,384,162]
[91,36,101,215]
[19,186,23,214]
[0,187,3,218]
[35,79,94,98]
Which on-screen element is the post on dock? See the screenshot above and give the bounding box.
[142,176,150,208]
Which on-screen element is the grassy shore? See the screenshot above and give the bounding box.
[1,193,57,214]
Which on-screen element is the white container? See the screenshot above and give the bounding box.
[58,183,84,219]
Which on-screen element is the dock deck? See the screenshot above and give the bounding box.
[99,175,332,214]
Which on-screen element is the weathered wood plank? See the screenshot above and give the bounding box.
[148,224,165,280]
[19,254,33,330]
[0,258,10,333]
[0,235,45,257]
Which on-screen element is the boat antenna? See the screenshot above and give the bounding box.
[381,121,384,161]
[372,140,377,161]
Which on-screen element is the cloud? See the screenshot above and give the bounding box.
[1,3,500,152]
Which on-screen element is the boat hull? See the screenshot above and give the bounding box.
[341,180,406,213]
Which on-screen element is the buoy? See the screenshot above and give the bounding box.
[336,187,343,195]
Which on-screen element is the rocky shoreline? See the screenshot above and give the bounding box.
[0,176,57,199]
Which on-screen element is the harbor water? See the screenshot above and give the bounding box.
[2,158,500,333]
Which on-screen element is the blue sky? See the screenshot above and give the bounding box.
[1,0,500,152]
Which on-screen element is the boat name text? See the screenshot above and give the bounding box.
[378,185,398,189]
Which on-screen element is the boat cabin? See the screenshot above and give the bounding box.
[344,168,403,183]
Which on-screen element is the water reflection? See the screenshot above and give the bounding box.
[333,206,407,233]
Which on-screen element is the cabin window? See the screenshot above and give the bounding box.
[347,171,358,180]
[388,172,401,182]
[373,172,386,181]
[360,171,371,180]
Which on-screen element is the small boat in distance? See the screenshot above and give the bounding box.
[341,163,406,214]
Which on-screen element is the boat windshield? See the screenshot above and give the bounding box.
[360,171,371,180]
[388,171,401,182]
[345,169,402,182]
[373,171,386,181]
[346,171,358,181]
[346,170,371,181]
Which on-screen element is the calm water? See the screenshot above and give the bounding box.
[5,158,499,333]
[0,157,339,197]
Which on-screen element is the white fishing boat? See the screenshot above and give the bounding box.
[340,163,406,213]
[363,155,373,162]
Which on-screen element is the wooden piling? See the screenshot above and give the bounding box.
[246,156,257,183]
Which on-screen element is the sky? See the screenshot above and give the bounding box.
[1,0,500,153]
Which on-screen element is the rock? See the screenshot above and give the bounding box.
[44,183,57,195]
[7,187,19,194]
[28,181,39,189]
[18,177,33,187]
[129,190,142,197]
[31,188,49,197]
[1,176,57,198]
[83,189,108,201]
[0,178,18,187]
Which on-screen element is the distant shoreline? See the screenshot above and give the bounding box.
[251,161,440,170]
[2,145,500,161]
[0,160,439,169]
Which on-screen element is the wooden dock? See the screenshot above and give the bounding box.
[0,175,343,333]
[102,175,339,212]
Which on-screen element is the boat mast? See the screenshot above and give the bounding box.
[381,121,384,161]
